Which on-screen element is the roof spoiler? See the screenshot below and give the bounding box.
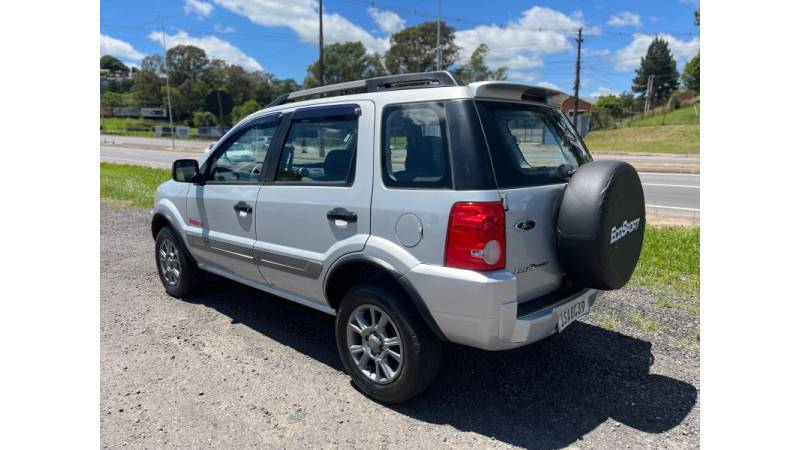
[468,81,570,108]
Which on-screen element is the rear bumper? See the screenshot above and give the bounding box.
[401,264,601,351]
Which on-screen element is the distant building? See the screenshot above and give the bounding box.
[560,96,593,136]
[561,97,594,119]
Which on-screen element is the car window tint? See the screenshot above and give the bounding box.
[276,117,358,184]
[208,123,278,183]
[382,102,451,189]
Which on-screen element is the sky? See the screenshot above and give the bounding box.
[100,0,700,99]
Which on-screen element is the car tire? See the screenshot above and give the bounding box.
[155,227,202,298]
[335,283,441,403]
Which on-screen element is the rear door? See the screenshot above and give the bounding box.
[184,115,281,282]
[475,100,592,300]
[254,102,374,303]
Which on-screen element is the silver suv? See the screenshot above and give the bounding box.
[153,72,646,403]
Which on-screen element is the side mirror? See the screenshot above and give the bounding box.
[172,159,202,184]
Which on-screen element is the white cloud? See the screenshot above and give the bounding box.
[507,71,538,83]
[212,0,389,53]
[148,30,264,71]
[586,48,610,57]
[455,6,592,71]
[607,11,642,27]
[590,86,616,98]
[614,33,700,70]
[184,0,214,18]
[213,24,236,33]
[100,34,145,61]
[535,81,561,91]
[368,7,405,34]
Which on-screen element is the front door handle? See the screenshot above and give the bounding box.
[233,201,253,214]
[327,207,357,223]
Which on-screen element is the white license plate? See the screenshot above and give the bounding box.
[556,297,590,332]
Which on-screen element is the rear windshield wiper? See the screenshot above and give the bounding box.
[549,163,576,179]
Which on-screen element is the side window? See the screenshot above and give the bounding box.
[276,116,358,184]
[382,102,451,188]
[208,122,278,183]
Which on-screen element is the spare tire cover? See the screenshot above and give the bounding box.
[557,160,646,290]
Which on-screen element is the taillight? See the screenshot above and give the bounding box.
[445,201,506,271]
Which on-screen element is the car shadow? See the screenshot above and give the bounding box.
[183,276,697,449]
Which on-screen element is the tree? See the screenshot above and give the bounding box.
[266,76,300,101]
[132,69,163,107]
[225,65,257,105]
[632,37,679,105]
[166,45,209,85]
[694,9,700,26]
[682,53,700,93]
[595,95,623,118]
[101,55,129,76]
[141,54,165,74]
[453,44,507,83]
[101,91,126,107]
[384,21,459,74]
[233,99,262,122]
[192,111,218,127]
[304,42,387,87]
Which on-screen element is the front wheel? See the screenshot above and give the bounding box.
[335,283,441,403]
[155,227,202,297]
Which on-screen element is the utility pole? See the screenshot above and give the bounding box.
[572,27,583,128]
[158,15,175,149]
[643,74,654,115]
[436,0,441,71]
[318,0,324,86]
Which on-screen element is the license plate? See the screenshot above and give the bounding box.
[556,297,590,332]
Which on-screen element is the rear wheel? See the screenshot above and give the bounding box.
[155,227,202,297]
[335,283,441,403]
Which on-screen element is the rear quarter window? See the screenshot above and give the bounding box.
[381,102,452,189]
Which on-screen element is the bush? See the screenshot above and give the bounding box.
[590,107,615,130]
[192,111,218,127]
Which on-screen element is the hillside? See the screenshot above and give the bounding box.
[584,124,699,154]
[585,102,700,154]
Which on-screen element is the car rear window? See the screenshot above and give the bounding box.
[475,100,591,188]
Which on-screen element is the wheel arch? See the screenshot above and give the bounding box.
[324,255,449,342]
[151,206,197,265]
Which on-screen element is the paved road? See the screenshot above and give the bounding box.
[101,139,699,215]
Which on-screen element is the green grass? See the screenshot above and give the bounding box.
[655,298,700,315]
[628,103,700,127]
[632,226,700,301]
[100,117,206,138]
[596,313,619,332]
[100,163,171,208]
[584,124,699,154]
[628,312,664,335]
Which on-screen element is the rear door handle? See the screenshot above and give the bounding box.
[327,207,357,223]
[233,201,253,214]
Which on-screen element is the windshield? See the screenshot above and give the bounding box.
[475,100,592,188]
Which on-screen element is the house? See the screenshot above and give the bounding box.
[561,96,594,119]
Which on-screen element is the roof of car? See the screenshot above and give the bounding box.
[241,72,570,124]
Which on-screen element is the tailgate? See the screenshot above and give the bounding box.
[503,183,566,301]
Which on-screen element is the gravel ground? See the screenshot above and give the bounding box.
[101,203,699,449]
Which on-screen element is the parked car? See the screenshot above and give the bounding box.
[153,72,646,403]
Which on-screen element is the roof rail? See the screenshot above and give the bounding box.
[266,71,462,108]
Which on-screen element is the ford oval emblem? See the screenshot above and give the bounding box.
[515,219,536,232]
